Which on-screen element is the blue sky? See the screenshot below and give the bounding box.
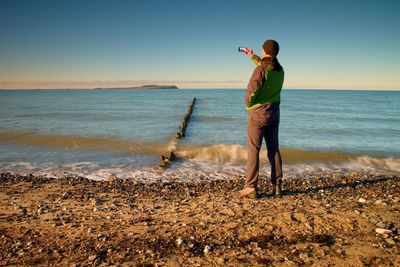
[0,0,399,89]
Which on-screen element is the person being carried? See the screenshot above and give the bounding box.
[239,39,285,198]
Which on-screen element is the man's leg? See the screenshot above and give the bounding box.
[245,119,264,189]
[265,124,283,196]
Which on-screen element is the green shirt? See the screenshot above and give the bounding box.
[245,55,284,110]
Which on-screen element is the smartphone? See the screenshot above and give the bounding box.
[238,47,248,53]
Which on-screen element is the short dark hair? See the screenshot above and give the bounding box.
[263,40,279,56]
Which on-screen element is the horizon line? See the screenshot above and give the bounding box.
[0,79,399,91]
[1,87,399,91]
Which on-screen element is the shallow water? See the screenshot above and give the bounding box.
[0,89,399,180]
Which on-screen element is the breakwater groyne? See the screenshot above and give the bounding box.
[160,97,196,168]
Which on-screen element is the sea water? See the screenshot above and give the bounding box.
[0,89,399,181]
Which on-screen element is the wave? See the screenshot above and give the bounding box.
[0,131,167,156]
[176,143,400,174]
[177,143,356,165]
[1,155,399,182]
[1,131,399,176]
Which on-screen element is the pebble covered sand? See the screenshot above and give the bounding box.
[0,171,399,266]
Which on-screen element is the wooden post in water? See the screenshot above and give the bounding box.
[160,97,196,168]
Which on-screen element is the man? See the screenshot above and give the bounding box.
[240,39,285,198]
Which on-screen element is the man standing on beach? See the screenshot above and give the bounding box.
[239,40,285,198]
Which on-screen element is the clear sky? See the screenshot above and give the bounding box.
[0,0,399,89]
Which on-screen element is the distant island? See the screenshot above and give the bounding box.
[94,85,179,90]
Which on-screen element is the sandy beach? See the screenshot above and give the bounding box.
[0,171,399,266]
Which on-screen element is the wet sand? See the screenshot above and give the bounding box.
[0,172,399,266]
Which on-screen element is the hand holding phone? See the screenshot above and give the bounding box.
[238,47,254,57]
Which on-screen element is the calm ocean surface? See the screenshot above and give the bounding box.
[0,89,399,181]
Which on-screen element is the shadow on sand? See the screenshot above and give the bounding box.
[258,175,398,199]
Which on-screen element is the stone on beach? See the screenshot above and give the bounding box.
[375,228,392,235]
[358,197,367,203]
[203,245,211,254]
[37,204,47,214]
[176,237,184,246]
